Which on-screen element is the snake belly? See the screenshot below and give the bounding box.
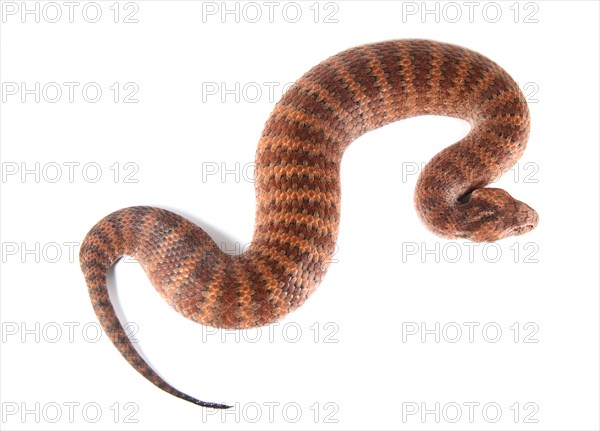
[80,39,538,408]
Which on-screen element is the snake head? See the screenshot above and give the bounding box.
[458,188,539,242]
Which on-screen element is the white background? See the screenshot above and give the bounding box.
[1,1,599,430]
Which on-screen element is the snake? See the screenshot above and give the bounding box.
[79,39,538,409]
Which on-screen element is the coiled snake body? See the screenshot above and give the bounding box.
[80,40,538,408]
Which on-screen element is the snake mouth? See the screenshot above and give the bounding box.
[510,224,536,236]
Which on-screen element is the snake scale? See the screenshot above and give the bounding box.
[80,39,538,408]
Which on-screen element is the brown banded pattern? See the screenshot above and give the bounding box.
[80,39,538,408]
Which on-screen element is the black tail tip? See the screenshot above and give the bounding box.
[181,394,231,409]
[196,400,232,410]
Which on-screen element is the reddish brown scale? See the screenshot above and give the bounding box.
[80,39,538,408]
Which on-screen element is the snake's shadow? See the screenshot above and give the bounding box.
[169,206,244,256]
